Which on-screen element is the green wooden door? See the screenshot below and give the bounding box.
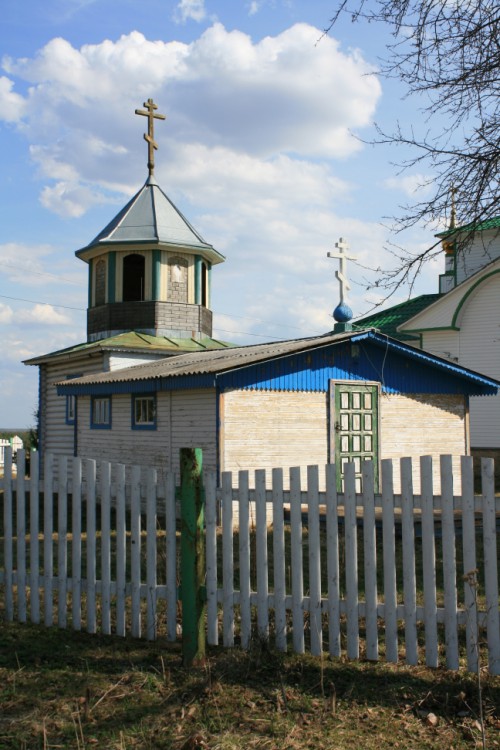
[332,383,379,492]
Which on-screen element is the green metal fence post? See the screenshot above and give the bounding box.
[180,447,206,666]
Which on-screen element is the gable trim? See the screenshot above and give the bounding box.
[451,269,500,328]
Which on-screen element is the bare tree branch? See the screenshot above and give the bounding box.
[326,0,500,292]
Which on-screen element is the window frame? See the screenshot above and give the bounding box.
[131,393,157,431]
[90,396,112,429]
[65,374,82,425]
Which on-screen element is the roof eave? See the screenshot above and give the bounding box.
[75,239,225,265]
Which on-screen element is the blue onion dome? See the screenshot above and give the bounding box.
[333,302,353,323]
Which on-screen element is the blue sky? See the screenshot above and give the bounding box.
[1,0,445,427]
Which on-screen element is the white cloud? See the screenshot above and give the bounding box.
[1,23,380,217]
[173,0,207,23]
[248,1,262,15]
[39,181,113,217]
[17,304,72,325]
[0,76,27,121]
[0,304,14,323]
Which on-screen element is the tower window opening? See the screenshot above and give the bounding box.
[201,261,208,307]
[123,253,145,301]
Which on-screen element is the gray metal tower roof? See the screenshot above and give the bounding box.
[76,175,225,265]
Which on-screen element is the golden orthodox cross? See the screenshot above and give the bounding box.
[135,98,166,176]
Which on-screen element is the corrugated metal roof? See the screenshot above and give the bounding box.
[56,329,500,395]
[354,295,441,340]
[437,215,500,238]
[24,331,234,366]
[75,176,225,265]
[56,331,359,386]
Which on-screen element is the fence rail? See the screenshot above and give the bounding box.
[1,448,499,674]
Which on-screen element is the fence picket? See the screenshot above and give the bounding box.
[86,459,97,634]
[255,469,269,641]
[3,447,13,621]
[238,470,251,650]
[420,456,438,667]
[326,463,340,657]
[44,453,54,627]
[115,463,126,637]
[481,458,500,674]
[461,456,478,673]
[362,460,378,661]
[146,468,157,641]
[401,458,417,665]
[222,472,234,647]
[16,450,27,623]
[100,462,111,635]
[290,467,305,654]
[205,470,218,646]
[57,455,68,629]
[308,464,322,656]
[272,468,287,652]
[71,457,82,631]
[382,459,398,663]
[130,465,141,638]
[441,454,459,670]
[344,461,359,660]
[30,450,40,624]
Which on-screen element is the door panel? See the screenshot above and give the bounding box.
[332,382,379,492]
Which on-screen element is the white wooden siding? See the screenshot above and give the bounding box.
[41,356,106,459]
[420,330,460,362]
[458,273,500,447]
[77,389,217,481]
[222,390,328,489]
[455,231,500,285]
[380,393,466,492]
[107,352,175,371]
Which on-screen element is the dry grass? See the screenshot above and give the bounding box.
[1,619,499,749]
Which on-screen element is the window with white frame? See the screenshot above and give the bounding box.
[91,396,111,428]
[132,394,156,429]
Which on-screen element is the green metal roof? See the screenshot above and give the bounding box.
[353,294,441,341]
[437,216,500,238]
[24,331,235,366]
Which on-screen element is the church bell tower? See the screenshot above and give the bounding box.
[75,99,225,343]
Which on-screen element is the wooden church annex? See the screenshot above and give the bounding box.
[57,329,500,494]
[25,99,500,491]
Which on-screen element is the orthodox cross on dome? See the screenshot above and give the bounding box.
[449,185,457,230]
[327,237,357,328]
[135,98,166,176]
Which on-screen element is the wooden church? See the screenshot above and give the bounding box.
[357,204,500,483]
[27,100,500,492]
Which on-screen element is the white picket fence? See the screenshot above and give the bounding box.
[1,448,499,674]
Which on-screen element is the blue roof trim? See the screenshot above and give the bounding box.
[352,331,499,392]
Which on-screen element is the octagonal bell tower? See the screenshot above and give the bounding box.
[76,99,225,343]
